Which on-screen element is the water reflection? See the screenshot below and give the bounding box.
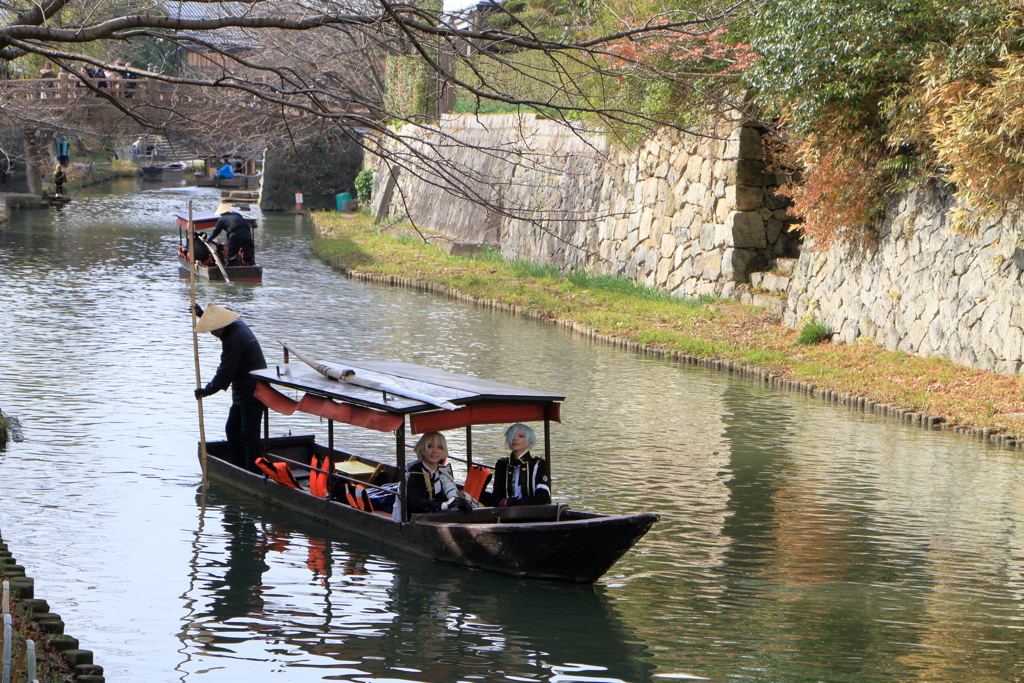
[178,487,653,682]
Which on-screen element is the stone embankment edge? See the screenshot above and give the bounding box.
[0,532,106,682]
[319,254,1023,452]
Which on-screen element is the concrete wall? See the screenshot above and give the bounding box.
[367,113,799,296]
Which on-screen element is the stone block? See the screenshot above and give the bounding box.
[722,248,764,282]
[725,185,764,211]
[661,232,677,256]
[728,159,775,187]
[699,223,716,251]
[63,649,93,667]
[718,211,766,248]
[765,218,784,244]
[684,156,702,182]
[48,635,79,652]
[657,257,673,283]
[686,182,709,205]
[702,249,723,279]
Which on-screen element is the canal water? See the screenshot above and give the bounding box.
[1,180,1023,682]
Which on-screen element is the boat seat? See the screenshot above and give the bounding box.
[337,456,382,485]
[462,463,493,502]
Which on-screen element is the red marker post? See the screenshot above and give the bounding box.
[295,191,304,212]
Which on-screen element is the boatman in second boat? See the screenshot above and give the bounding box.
[481,423,551,507]
[192,303,267,472]
[208,207,255,267]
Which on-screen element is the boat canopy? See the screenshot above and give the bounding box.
[251,360,563,434]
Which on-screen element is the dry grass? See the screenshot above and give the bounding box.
[312,212,1024,437]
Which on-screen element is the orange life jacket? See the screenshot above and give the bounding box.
[343,483,374,512]
[309,453,333,498]
[254,457,299,488]
[463,463,493,502]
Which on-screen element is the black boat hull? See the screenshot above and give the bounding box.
[201,436,657,583]
[178,257,263,282]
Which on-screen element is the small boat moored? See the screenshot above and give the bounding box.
[176,209,262,282]
[143,162,187,180]
[199,346,659,583]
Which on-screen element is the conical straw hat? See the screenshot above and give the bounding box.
[195,304,239,333]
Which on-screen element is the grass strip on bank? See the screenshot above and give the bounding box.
[312,212,1024,438]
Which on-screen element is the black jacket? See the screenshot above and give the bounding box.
[209,212,253,248]
[485,452,550,506]
[406,461,458,513]
[205,320,267,403]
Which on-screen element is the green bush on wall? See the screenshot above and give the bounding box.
[354,169,375,204]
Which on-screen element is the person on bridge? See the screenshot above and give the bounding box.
[208,208,255,266]
[480,423,550,507]
[193,304,268,472]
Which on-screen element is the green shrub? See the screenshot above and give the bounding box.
[797,318,835,345]
[354,169,375,204]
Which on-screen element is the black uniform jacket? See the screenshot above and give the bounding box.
[486,451,551,506]
[205,320,267,403]
[406,460,456,513]
[209,212,254,247]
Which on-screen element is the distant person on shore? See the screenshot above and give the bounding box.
[192,304,268,472]
[52,164,65,196]
[481,423,550,507]
[208,208,255,266]
[407,432,473,513]
[56,139,70,167]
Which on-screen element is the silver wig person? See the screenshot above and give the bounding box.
[413,431,448,460]
[504,423,536,451]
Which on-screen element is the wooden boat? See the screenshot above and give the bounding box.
[142,162,186,180]
[193,154,261,188]
[194,171,261,189]
[175,210,262,282]
[199,353,659,583]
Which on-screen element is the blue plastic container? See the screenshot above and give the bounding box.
[336,192,353,211]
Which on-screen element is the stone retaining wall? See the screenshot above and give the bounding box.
[1,531,106,682]
[367,113,799,297]
[784,185,1024,375]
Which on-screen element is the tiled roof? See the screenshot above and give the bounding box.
[162,2,263,48]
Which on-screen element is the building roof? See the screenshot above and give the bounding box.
[162,2,263,49]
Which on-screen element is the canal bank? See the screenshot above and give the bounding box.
[311,211,1024,449]
[1,533,106,682]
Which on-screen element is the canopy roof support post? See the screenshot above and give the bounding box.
[544,405,551,493]
[263,406,269,456]
[466,425,473,467]
[396,420,407,522]
[328,419,334,455]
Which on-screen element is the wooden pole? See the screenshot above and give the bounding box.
[188,200,209,487]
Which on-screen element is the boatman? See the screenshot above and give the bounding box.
[193,304,268,472]
[208,208,255,267]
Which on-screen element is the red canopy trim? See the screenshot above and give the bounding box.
[254,381,300,415]
[296,393,404,433]
[410,402,560,434]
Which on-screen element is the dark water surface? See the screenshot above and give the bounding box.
[2,180,1024,682]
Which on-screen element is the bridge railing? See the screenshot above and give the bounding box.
[0,73,179,103]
